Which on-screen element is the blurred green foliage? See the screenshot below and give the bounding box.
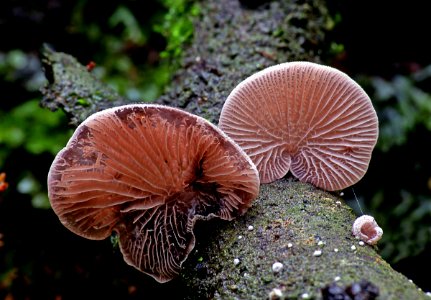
[0,50,46,93]
[154,0,199,59]
[372,71,431,152]
[357,67,431,264]
[371,190,431,263]
[0,49,72,209]
[68,0,198,101]
[0,99,71,160]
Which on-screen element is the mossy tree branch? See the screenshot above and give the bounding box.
[40,0,427,299]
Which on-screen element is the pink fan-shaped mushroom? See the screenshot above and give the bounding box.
[48,104,259,283]
[219,62,379,191]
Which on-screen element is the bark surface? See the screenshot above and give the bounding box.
[40,0,427,299]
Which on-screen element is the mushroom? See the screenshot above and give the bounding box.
[352,215,383,245]
[47,104,259,283]
[219,61,378,191]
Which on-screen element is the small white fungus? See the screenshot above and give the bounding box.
[351,245,357,251]
[334,276,341,281]
[317,241,325,247]
[233,258,240,265]
[313,250,322,257]
[287,243,293,248]
[359,241,365,246]
[334,248,339,252]
[238,235,243,240]
[247,225,254,231]
[272,262,283,272]
[301,292,311,299]
[268,288,283,299]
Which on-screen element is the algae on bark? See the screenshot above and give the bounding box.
[40,45,128,126]
[157,0,329,124]
[181,179,427,299]
[39,0,428,299]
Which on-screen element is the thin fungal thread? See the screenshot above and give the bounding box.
[352,187,364,215]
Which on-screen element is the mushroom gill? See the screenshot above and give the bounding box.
[48,104,259,283]
[219,61,379,191]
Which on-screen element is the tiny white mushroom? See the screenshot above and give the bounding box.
[247,225,254,231]
[238,235,243,240]
[287,242,293,248]
[272,262,283,273]
[351,245,357,251]
[317,241,325,247]
[334,248,339,252]
[425,291,431,297]
[334,276,341,281]
[359,241,365,246]
[313,250,322,257]
[301,292,311,299]
[352,215,383,245]
[268,288,283,300]
[233,258,240,265]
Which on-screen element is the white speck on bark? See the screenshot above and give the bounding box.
[272,262,283,272]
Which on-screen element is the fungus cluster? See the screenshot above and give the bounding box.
[48,61,381,283]
[48,104,259,283]
[219,61,379,191]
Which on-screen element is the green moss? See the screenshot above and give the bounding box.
[158,0,331,125]
[181,180,428,299]
[154,0,200,63]
[40,45,129,126]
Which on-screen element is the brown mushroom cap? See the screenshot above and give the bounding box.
[48,104,259,283]
[219,61,378,191]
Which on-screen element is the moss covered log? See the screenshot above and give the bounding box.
[40,45,128,126]
[156,0,329,124]
[181,179,427,299]
[41,0,329,125]
[40,0,428,299]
